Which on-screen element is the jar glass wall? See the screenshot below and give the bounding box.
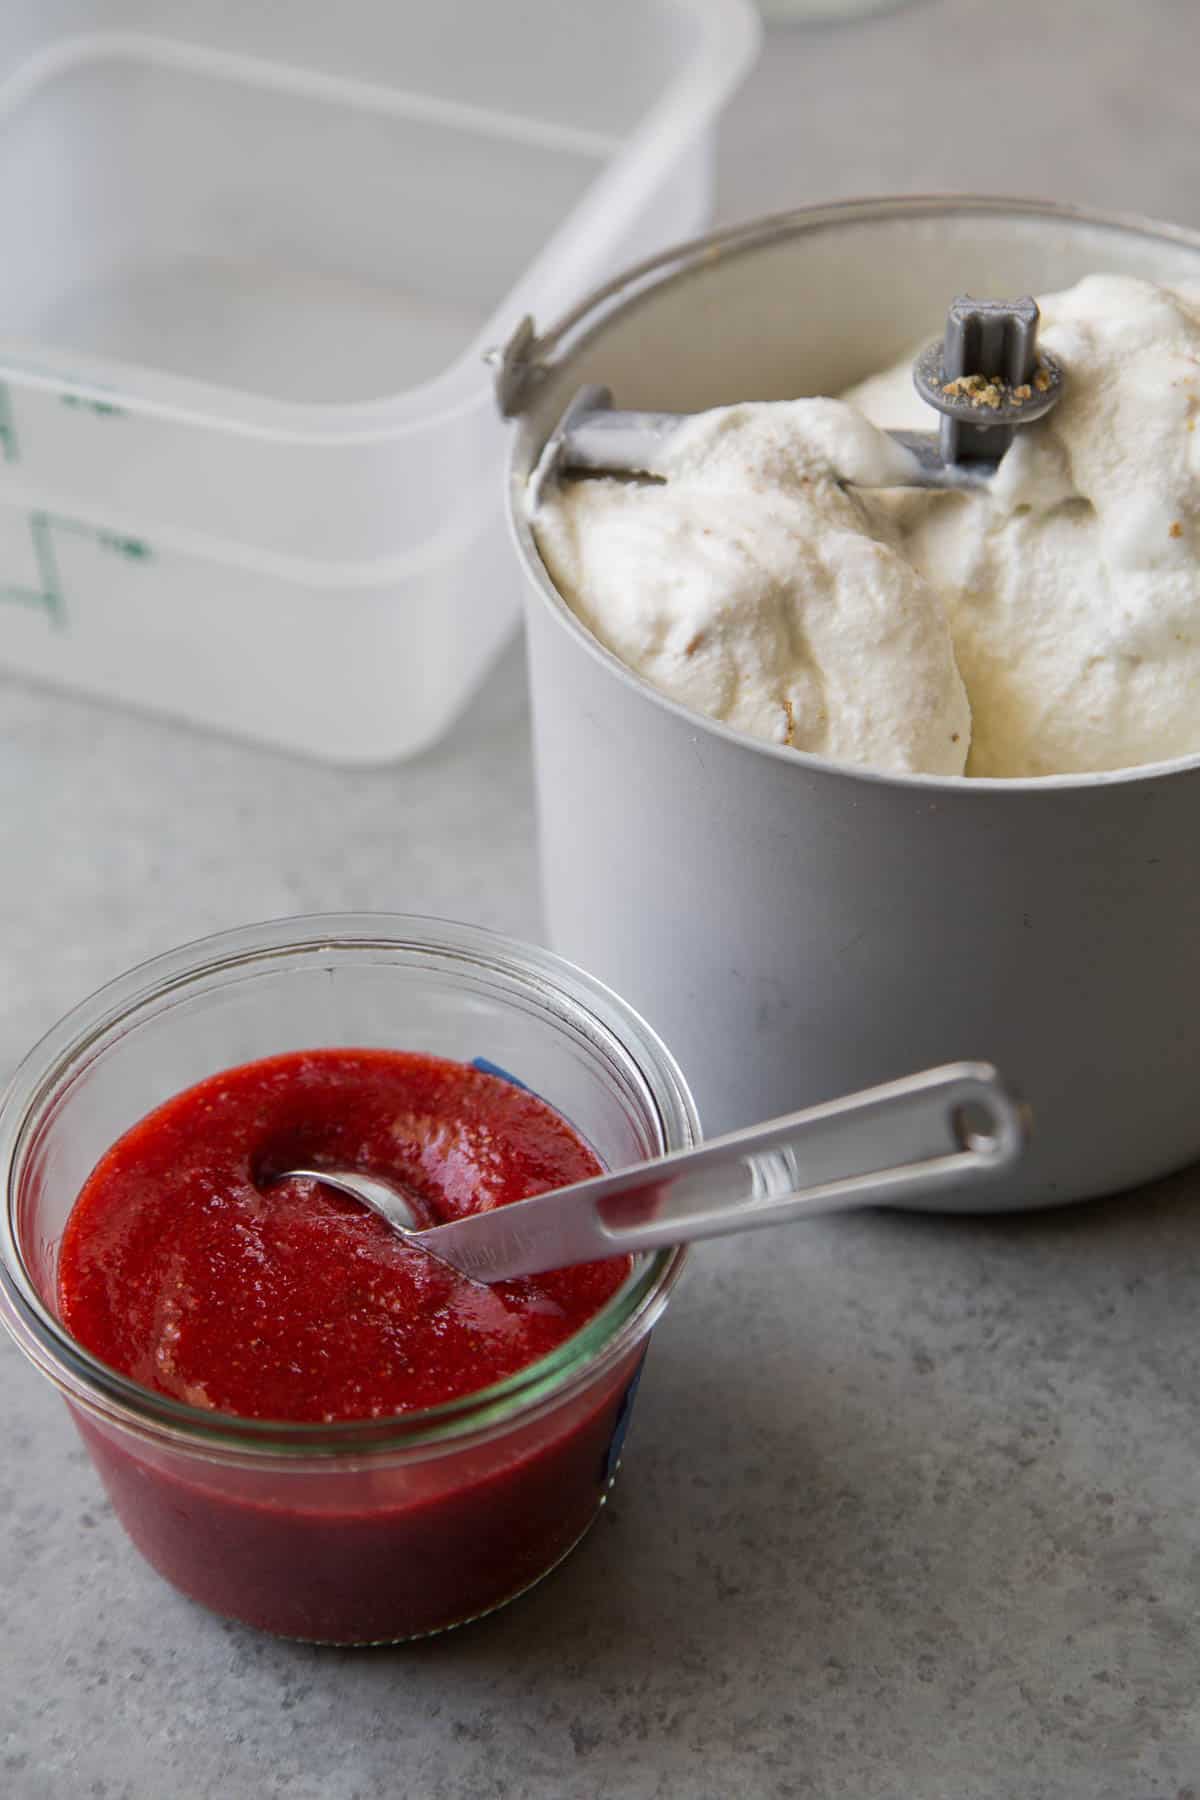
[0,915,699,1643]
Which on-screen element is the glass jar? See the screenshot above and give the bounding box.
[0,915,699,1644]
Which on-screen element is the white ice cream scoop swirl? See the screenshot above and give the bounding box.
[849,274,1200,777]
[533,396,971,777]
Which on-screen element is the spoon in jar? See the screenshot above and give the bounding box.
[272,1061,1026,1282]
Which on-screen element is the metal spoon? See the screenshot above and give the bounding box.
[528,295,1063,508]
[273,1061,1026,1283]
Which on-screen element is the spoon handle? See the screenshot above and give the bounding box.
[409,1062,1026,1282]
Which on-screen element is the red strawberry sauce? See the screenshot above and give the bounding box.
[57,1050,638,1641]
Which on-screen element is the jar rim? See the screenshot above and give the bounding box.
[0,913,699,1463]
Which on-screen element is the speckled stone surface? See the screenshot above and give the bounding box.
[4,4,1200,1795]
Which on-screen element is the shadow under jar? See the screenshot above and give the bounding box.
[0,915,697,1644]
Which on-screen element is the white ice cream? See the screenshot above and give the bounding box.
[532,274,1200,779]
[852,273,1200,776]
[531,397,971,776]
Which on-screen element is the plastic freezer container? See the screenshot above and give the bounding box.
[0,0,759,761]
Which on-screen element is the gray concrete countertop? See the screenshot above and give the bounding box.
[3,4,1200,1795]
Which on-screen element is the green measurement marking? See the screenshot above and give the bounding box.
[0,511,152,630]
[0,383,19,462]
[0,511,66,629]
[97,532,152,560]
[29,511,65,627]
[60,393,126,419]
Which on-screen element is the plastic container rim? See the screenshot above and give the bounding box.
[0,913,699,1465]
[0,0,761,445]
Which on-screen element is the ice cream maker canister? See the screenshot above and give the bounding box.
[501,197,1200,1212]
